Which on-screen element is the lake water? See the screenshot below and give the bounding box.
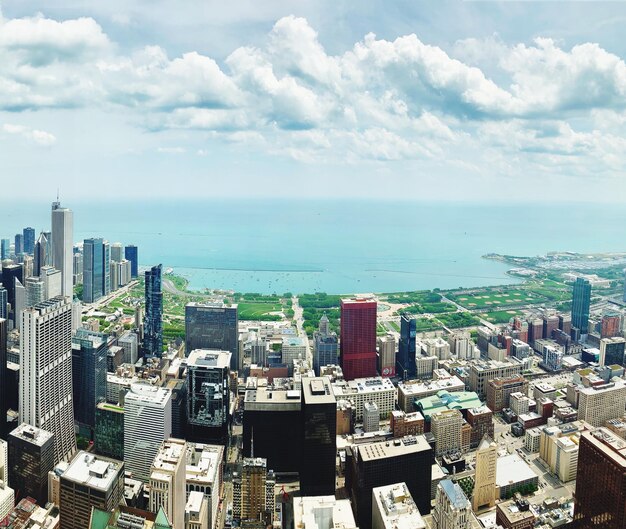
[1,199,623,294]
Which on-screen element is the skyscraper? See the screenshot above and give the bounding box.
[125,245,139,278]
[103,240,111,296]
[571,277,591,335]
[186,349,231,442]
[22,227,35,255]
[340,297,378,380]
[0,239,8,260]
[1,263,23,325]
[149,438,187,529]
[20,297,77,463]
[314,314,339,374]
[144,264,163,356]
[83,238,105,303]
[573,428,626,528]
[8,423,55,505]
[14,233,23,256]
[110,242,124,263]
[0,318,7,440]
[233,457,275,525]
[33,232,51,277]
[51,202,74,299]
[185,302,239,370]
[59,451,125,529]
[398,314,417,379]
[472,437,497,512]
[300,377,337,496]
[433,480,471,529]
[0,286,6,320]
[124,384,172,482]
[72,329,108,439]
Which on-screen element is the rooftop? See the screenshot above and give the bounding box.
[62,451,124,491]
[334,376,396,396]
[126,384,171,406]
[302,377,335,405]
[496,454,538,488]
[373,482,426,529]
[293,496,357,529]
[9,423,53,447]
[358,435,431,462]
[187,349,232,369]
[439,480,470,510]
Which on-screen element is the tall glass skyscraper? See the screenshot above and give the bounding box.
[572,277,591,335]
[14,233,23,255]
[83,238,104,303]
[398,313,417,379]
[185,302,239,369]
[125,245,138,278]
[0,239,9,260]
[22,227,35,255]
[144,264,163,356]
[72,329,108,439]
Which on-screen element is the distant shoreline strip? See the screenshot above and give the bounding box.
[170,265,324,273]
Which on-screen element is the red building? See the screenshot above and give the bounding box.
[601,313,621,338]
[340,298,378,380]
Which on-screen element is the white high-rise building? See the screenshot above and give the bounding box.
[124,384,172,482]
[20,297,77,463]
[0,439,7,485]
[51,203,74,299]
[363,402,379,433]
[149,438,187,529]
[40,266,62,300]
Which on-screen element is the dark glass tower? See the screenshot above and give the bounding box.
[300,377,337,496]
[0,239,8,260]
[23,227,35,255]
[0,285,7,320]
[2,263,23,325]
[185,302,239,370]
[83,238,105,303]
[398,313,417,379]
[124,245,139,278]
[573,428,626,528]
[572,277,591,335]
[144,264,163,356]
[14,233,23,255]
[72,329,108,439]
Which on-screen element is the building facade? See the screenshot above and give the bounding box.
[144,265,163,356]
[340,298,378,380]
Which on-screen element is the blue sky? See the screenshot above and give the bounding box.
[2,1,626,201]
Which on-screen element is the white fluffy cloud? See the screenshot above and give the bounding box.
[2,10,626,171]
[3,123,56,145]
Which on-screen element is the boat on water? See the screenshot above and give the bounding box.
[165,267,174,275]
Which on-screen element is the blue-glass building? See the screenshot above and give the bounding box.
[572,277,591,335]
[23,227,35,255]
[398,313,417,379]
[125,245,138,278]
[0,239,8,260]
[83,238,105,303]
[144,264,163,356]
[72,329,108,439]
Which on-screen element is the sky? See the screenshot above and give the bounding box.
[2,1,626,202]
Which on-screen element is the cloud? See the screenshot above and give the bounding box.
[2,9,626,171]
[3,123,56,145]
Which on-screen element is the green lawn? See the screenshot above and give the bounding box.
[483,310,522,324]
[238,302,282,321]
[448,288,545,309]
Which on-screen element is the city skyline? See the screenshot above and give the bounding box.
[2,1,626,201]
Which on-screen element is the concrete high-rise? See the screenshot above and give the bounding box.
[20,297,77,463]
[149,438,187,529]
[300,377,337,496]
[313,314,339,374]
[51,202,74,299]
[573,428,626,528]
[185,302,239,370]
[144,264,163,356]
[72,329,108,438]
[472,437,497,512]
[577,379,626,427]
[186,349,231,442]
[124,384,172,482]
[398,314,417,379]
[340,297,378,380]
[59,451,125,529]
[232,457,275,525]
[125,245,139,278]
[572,277,591,335]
